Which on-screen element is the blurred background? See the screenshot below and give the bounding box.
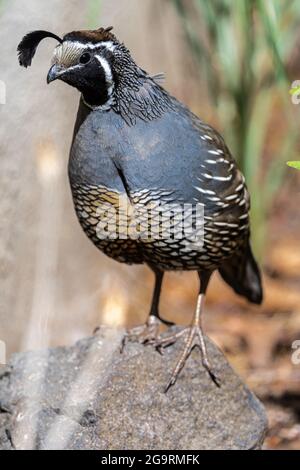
[0,0,300,449]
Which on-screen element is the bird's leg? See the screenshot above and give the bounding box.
[121,268,170,351]
[147,266,174,328]
[154,271,220,391]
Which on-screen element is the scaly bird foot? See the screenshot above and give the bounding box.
[153,325,221,392]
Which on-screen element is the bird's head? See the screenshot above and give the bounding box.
[17,27,133,109]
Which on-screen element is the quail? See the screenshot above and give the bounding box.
[18,27,263,391]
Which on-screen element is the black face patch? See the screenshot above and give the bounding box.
[57,54,111,107]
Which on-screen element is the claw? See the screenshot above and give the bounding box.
[207,368,221,388]
[120,335,127,354]
[155,344,165,356]
[164,376,176,394]
[121,315,162,352]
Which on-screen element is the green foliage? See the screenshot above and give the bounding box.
[287,161,300,170]
[290,85,300,96]
[171,0,300,257]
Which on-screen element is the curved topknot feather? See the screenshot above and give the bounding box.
[17,30,62,67]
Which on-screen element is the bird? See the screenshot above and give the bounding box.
[17,26,263,391]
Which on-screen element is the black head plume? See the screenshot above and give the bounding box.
[17,30,63,68]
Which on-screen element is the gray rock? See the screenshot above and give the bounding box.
[0,327,267,450]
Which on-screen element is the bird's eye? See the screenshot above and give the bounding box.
[79,52,91,64]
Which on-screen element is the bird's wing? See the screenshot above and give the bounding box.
[186,113,250,228]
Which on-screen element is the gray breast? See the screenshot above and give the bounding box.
[68,100,250,270]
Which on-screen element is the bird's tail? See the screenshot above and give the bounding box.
[218,241,263,304]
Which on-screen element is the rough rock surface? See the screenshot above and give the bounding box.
[0,327,267,450]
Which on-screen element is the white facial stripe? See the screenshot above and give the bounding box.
[61,64,81,73]
[95,55,113,83]
[59,40,116,52]
[94,54,114,100]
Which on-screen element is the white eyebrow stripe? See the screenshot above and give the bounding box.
[61,40,117,52]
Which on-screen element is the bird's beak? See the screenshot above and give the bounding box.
[47,64,65,84]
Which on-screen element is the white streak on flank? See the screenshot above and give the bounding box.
[235,183,244,192]
[214,221,239,228]
[195,187,216,195]
[239,213,248,220]
[222,246,232,252]
[203,173,233,182]
[227,223,239,228]
[213,221,229,227]
[207,156,230,165]
[208,196,221,202]
[216,202,229,208]
[208,150,221,155]
[205,159,217,165]
[225,194,239,201]
[201,134,213,141]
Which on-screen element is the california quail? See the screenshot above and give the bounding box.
[18,27,263,391]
